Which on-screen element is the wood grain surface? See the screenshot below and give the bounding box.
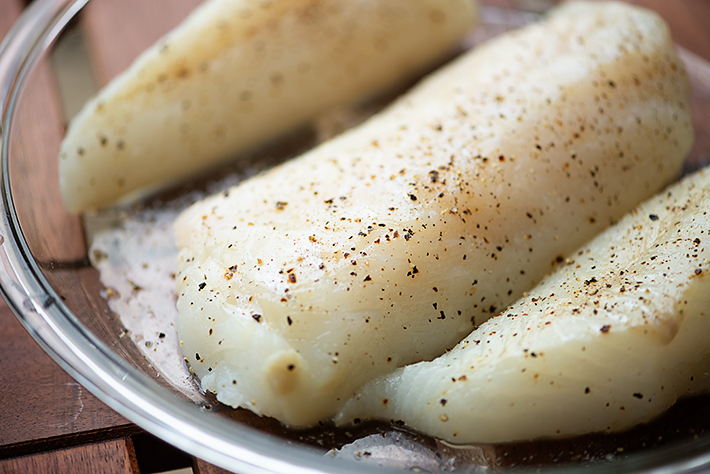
[193,458,232,474]
[1,0,710,473]
[81,0,204,85]
[621,0,710,61]
[0,438,139,474]
[0,0,133,460]
[4,0,86,264]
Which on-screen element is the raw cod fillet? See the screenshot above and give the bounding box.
[337,168,710,443]
[59,0,478,212]
[175,1,693,427]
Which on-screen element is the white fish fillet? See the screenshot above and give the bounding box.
[175,1,693,427]
[336,168,710,443]
[59,0,478,212]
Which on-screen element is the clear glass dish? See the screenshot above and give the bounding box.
[2,0,710,472]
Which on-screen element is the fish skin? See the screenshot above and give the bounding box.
[175,1,693,427]
[59,0,478,213]
[336,168,710,443]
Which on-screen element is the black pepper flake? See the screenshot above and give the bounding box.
[600,324,611,333]
[195,352,201,360]
[409,194,418,201]
[633,393,643,399]
[287,364,295,371]
[364,275,372,282]
[585,387,590,394]
[440,398,448,406]
[287,316,293,326]
[158,332,166,339]
[224,265,238,280]
[198,282,207,291]
[695,268,703,275]
[252,314,262,323]
[649,214,659,221]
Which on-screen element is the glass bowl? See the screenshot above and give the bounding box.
[2,0,710,472]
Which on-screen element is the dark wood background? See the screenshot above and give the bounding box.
[0,0,709,472]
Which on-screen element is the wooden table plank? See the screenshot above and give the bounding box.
[9,60,87,263]
[0,438,139,474]
[0,302,137,457]
[194,458,232,474]
[81,0,204,86]
[3,1,86,264]
[0,0,22,42]
[0,0,133,459]
[620,0,710,61]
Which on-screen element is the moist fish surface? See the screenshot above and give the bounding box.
[337,168,710,443]
[59,0,478,212]
[175,1,693,427]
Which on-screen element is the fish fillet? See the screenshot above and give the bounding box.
[337,168,710,443]
[175,1,693,427]
[59,0,478,212]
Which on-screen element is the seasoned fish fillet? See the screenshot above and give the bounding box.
[59,0,478,212]
[337,168,710,443]
[175,1,693,426]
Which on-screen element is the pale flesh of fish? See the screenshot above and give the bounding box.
[59,0,478,212]
[175,1,693,427]
[337,168,710,443]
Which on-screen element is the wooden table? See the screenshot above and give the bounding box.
[1,0,709,473]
